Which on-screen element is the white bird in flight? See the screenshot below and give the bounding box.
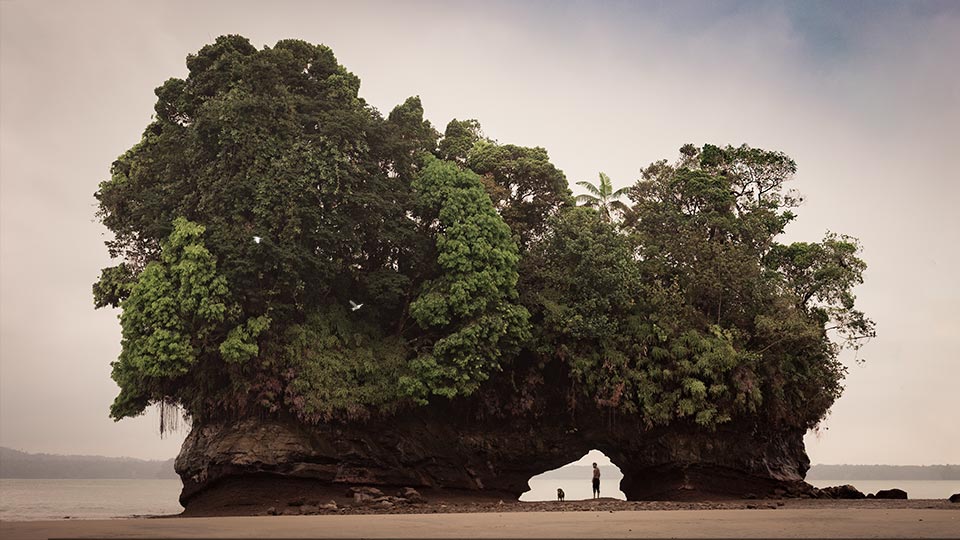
[253,236,262,244]
[349,300,363,311]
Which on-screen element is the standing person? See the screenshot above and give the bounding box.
[592,462,601,498]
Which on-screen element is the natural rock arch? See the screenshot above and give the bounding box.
[175,378,812,507]
[520,450,626,501]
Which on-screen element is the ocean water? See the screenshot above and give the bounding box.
[522,476,627,501]
[522,478,960,502]
[2,478,957,520]
[0,479,183,521]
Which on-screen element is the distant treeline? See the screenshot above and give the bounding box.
[536,465,624,480]
[2,447,957,481]
[0,447,177,479]
[537,464,960,481]
[806,465,960,480]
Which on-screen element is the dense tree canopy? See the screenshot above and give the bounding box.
[96,36,873,432]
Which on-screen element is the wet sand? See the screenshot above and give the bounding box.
[3,506,959,539]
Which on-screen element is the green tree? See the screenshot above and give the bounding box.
[525,207,762,426]
[109,218,270,421]
[574,172,631,222]
[626,144,874,428]
[465,140,572,250]
[522,207,645,410]
[95,37,529,424]
[437,118,483,164]
[766,232,876,353]
[404,157,531,400]
[378,96,440,182]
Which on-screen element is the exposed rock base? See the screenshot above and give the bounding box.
[176,407,815,508]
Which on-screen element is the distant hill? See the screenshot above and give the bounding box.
[2,448,956,482]
[535,465,623,480]
[0,447,178,479]
[535,463,960,481]
[807,464,960,480]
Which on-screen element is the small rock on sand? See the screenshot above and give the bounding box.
[399,487,425,502]
[350,486,385,503]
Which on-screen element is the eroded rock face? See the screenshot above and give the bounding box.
[175,404,813,506]
[174,359,819,507]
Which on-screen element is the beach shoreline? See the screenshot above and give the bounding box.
[2,504,959,539]
[178,496,960,517]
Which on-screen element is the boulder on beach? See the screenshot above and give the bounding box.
[818,485,866,499]
[949,493,960,503]
[873,488,908,500]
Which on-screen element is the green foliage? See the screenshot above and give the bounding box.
[405,157,531,400]
[524,208,764,426]
[280,307,408,422]
[465,139,572,250]
[96,36,437,422]
[220,315,271,364]
[766,232,875,349]
[517,143,872,429]
[109,218,236,420]
[380,96,440,182]
[437,118,482,164]
[95,35,872,433]
[92,263,136,308]
[622,144,872,428]
[522,207,644,407]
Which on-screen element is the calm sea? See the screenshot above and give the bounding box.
[0,479,183,521]
[521,477,960,502]
[2,478,958,519]
[522,475,627,501]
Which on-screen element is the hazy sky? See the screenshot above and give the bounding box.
[1,1,957,465]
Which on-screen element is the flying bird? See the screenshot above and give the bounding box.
[253,236,262,244]
[349,300,363,311]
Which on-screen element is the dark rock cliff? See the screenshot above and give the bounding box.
[175,361,814,507]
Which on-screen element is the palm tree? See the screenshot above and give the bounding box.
[575,172,631,222]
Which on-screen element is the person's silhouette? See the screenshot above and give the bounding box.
[592,462,601,498]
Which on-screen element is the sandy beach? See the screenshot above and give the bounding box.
[3,503,959,539]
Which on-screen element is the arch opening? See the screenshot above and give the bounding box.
[519,449,627,501]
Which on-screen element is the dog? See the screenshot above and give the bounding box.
[557,487,565,501]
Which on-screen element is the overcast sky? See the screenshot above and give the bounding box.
[1,0,957,465]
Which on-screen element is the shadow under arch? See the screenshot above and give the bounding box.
[519,449,627,501]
